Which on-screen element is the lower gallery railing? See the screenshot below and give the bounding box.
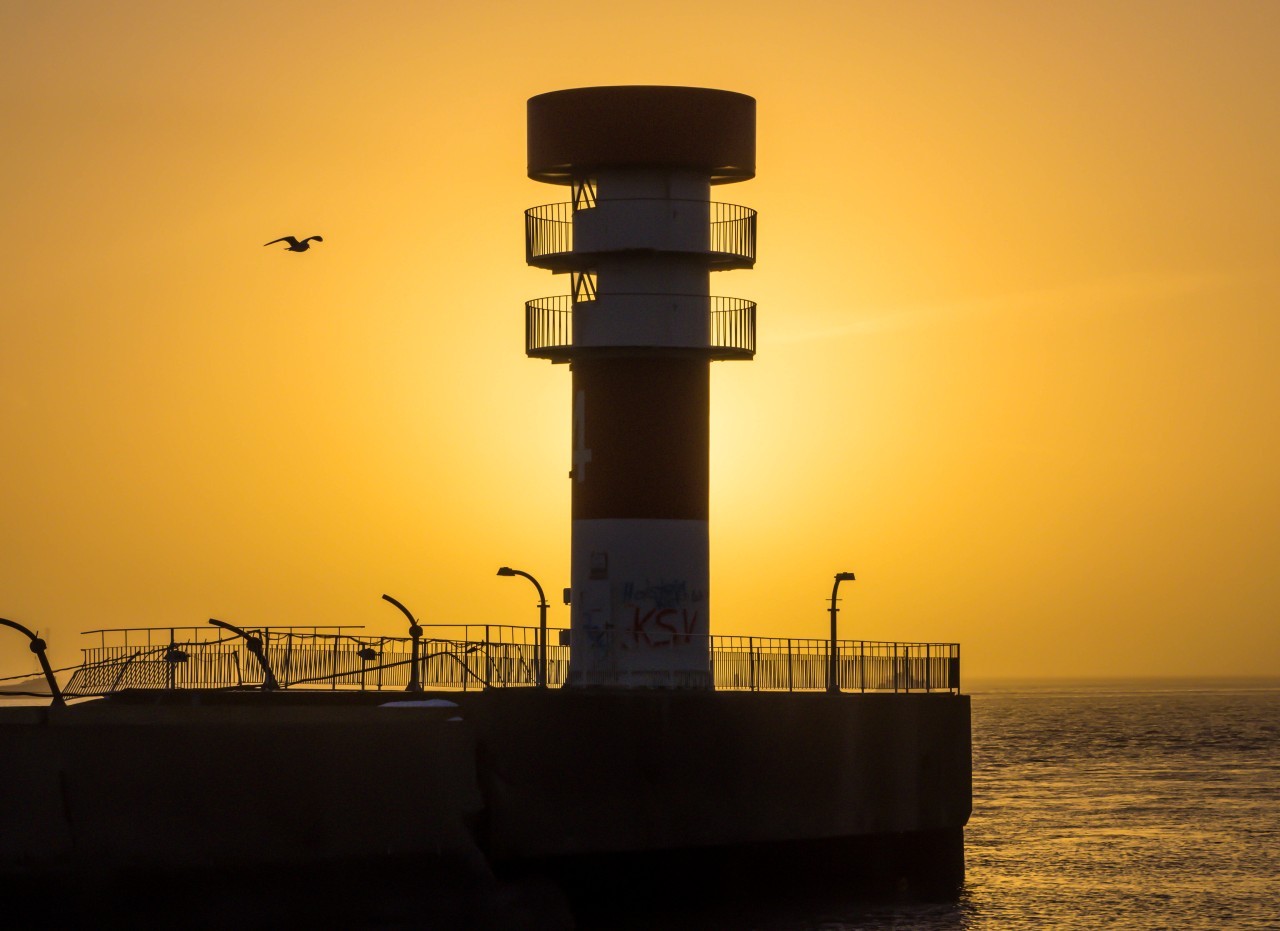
[61,626,960,696]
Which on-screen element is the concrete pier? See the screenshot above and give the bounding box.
[0,689,969,922]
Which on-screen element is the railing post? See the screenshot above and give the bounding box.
[283,633,294,687]
[330,633,339,690]
[749,637,756,692]
[787,638,793,692]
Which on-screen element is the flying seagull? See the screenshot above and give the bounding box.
[264,235,323,252]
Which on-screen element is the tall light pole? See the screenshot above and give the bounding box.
[0,617,65,707]
[828,572,856,694]
[208,618,279,691]
[381,594,423,692]
[497,567,548,688]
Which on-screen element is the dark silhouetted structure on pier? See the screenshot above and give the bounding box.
[523,86,758,688]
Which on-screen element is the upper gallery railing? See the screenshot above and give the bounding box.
[525,200,756,269]
[710,297,756,357]
[525,295,756,360]
[60,625,960,696]
[525,295,573,356]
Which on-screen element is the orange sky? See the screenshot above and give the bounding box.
[2,1,1277,681]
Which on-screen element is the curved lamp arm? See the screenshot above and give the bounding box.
[381,594,424,692]
[208,619,279,690]
[827,572,855,694]
[0,618,65,707]
[497,567,549,689]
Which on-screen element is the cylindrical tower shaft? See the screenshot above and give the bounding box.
[524,86,756,687]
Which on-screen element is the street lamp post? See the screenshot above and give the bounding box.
[828,571,856,694]
[381,594,424,692]
[0,617,65,707]
[497,567,548,689]
[208,618,279,690]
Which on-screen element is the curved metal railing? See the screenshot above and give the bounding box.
[711,297,756,357]
[56,624,960,696]
[525,295,573,356]
[709,202,756,264]
[62,624,532,696]
[524,294,756,360]
[525,200,756,267]
[525,202,574,262]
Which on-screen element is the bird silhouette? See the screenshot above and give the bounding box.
[264,235,323,252]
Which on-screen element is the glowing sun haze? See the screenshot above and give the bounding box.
[2,1,1277,680]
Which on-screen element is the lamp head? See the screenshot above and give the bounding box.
[497,566,516,577]
[835,571,856,582]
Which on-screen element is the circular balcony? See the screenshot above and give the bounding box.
[525,294,756,362]
[525,200,756,272]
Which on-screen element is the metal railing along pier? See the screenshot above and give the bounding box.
[61,625,959,697]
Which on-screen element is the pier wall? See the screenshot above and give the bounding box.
[0,703,485,873]
[0,691,969,896]
[467,690,970,860]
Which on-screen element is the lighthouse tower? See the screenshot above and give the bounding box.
[523,86,756,687]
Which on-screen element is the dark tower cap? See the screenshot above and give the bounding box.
[527,86,756,184]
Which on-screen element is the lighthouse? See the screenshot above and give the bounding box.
[523,86,756,687]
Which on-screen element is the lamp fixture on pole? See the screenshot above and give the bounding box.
[382,594,424,692]
[208,618,279,691]
[0,617,65,707]
[828,571,856,694]
[497,567,549,688]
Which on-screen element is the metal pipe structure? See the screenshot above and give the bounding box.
[497,567,548,688]
[381,594,424,692]
[828,572,856,693]
[0,617,65,707]
[208,618,279,690]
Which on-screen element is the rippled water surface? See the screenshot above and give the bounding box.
[752,678,1280,931]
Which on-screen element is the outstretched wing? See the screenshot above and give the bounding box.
[263,236,299,247]
[303,235,324,244]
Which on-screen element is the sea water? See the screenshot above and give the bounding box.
[3,679,1277,928]
[739,677,1280,931]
